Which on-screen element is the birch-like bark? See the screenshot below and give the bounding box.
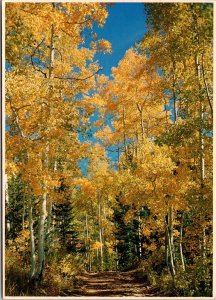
[115,246,119,271]
[46,202,52,238]
[98,201,104,271]
[202,226,206,260]
[165,223,170,272]
[89,254,92,272]
[45,160,56,242]
[172,59,177,123]
[5,174,11,236]
[167,223,176,278]
[37,192,47,280]
[96,248,99,272]
[195,55,205,187]
[169,206,175,261]
[165,212,175,277]
[136,103,144,141]
[122,106,128,161]
[22,201,26,231]
[179,213,185,271]
[137,211,142,259]
[201,53,213,122]
[85,213,91,272]
[28,196,36,279]
[37,24,55,280]
[195,54,207,265]
[135,126,139,158]
[192,4,205,189]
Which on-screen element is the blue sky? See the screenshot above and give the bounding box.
[79,3,148,174]
[94,3,147,76]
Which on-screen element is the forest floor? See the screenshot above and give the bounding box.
[64,270,159,297]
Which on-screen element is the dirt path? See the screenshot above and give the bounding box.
[68,271,157,297]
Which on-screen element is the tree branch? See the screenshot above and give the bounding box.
[30,38,47,78]
[53,67,102,81]
[7,98,45,142]
[201,53,213,121]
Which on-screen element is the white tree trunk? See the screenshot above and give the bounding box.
[195,54,205,187]
[36,23,54,280]
[122,106,128,160]
[5,174,11,235]
[115,246,119,271]
[138,212,142,259]
[37,192,47,279]
[165,225,170,272]
[202,226,206,260]
[167,224,176,278]
[85,213,91,272]
[179,213,185,271]
[22,201,26,231]
[28,197,36,279]
[46,201,52,238]
[98,202,104,271]
[169,206,175,261]
[172,59,178,123]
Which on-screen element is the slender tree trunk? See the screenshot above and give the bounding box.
[167,223,176,278]
[199,238,202,256]
[195,51,205,190]
[201,53,213,122]
[202,226,206,260]
[117,145,120,170]
[169,206,175,261]
[191,12,207,213]
[136,103,144,141]
[172,59,177,123]
[46,201,52,238]
[122,106,128,161]
[28,196,36,280]
[165,212,175,277]
[36,24,55,280]
[86,212,91,272]
[137,211,142,259]
[165,223,170,272]
[135,126,139,158]
[22,201,26,231]
[195,55,207,265]
[179,213,185,271]
[99,228,103,271]
[96,248,99,272]
[5,174,11,237]
[89,253,92,272]
[48,24,55,79]
[115,246,119,271]
[163,96,169,126]
[37,192,47,280]
[98,201,103,271]
[45,161,56,244]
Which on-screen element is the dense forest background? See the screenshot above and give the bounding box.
[5,2,213,297]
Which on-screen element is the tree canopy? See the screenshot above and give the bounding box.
[5,2,213,297]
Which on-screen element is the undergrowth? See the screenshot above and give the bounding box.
[5,249,84,296]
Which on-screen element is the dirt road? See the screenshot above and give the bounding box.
[68,271,157,297]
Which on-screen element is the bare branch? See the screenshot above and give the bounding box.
[7,98,45,142]
[53,67,102,81]
[30,38,47,78]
